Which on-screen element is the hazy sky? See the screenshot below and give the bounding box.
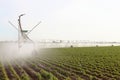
[1,0,120,41]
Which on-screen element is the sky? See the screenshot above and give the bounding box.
[1,0,120,41]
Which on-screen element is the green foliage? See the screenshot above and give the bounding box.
[77,77,84,80]
[49,73,58,80]
[0,63,9,80]
[64,77,71,80]
[39,46,120,80]
[21,74,30,80]
[40,69,58,80]
[1,46,120,80]
[36,72,42,80]
[41,69,51,79]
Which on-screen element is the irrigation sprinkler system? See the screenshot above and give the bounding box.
[8,14,120,48]
[9,14,41,51]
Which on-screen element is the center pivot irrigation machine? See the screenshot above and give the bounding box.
[9,14,41,51]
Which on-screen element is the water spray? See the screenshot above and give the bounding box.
[0,14,42,63]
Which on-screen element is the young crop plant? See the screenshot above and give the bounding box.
[36,72,42,80]
[64,77,71,80]
[21,74,30,80]
[40,69,58,80]
[13,63,30,80]
[77,77,84,80]
[0,63,9,80]
[4,63,21,80]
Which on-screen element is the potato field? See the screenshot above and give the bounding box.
[1,46,120,80]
